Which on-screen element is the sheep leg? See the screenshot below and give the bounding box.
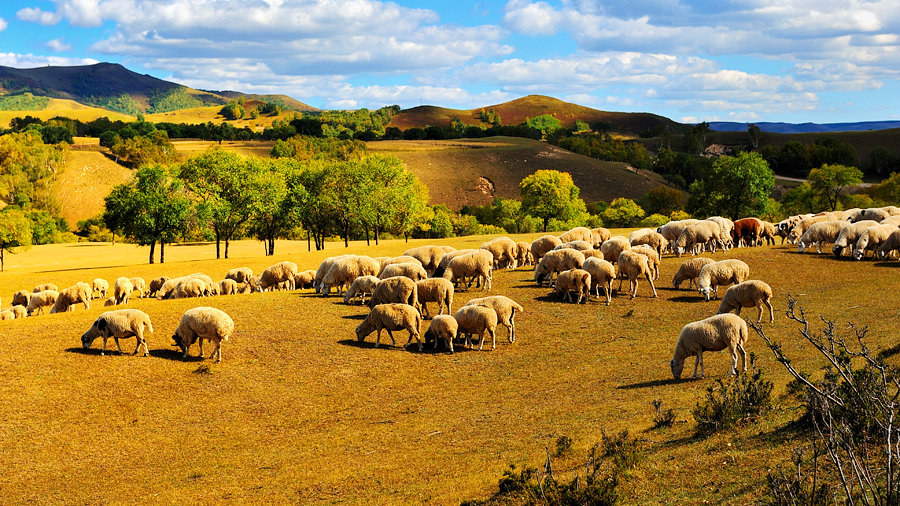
[477,331,486,351]
[646,274,657,298]
[386,329,397,347]
[101,336,108,356]
[212,340,222,363]
[198,336,204,358]
[691,353,702,378]
[374,329,382,348]
[114,337,123,354]
[604,282,612,306]
[630,278,638,299]
[765,298,774,323]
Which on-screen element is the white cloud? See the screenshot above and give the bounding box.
[0,52,99,68]
[0,17,6,31]
[16,7,62,25]
[46,38,72,52]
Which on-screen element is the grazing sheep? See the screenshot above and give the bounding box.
[600,236,631,263]
[464,295,524,343]
[553,269,591,304]
[630,244,661,281]
[12,290,30,307]
[797,220,847,253]
[439,245,457,253]
[158,274,214,299]
[530,235,563,263]
[225,267,254,285]
[850,207,891,223]
[443,251,493,291]
[257,261,299,292]
[590,227,612,248]
[788,215,832,243]
[432,249,477,278]
[883,205,900,216]
[559,226,593,244]
[424,315,458,353]
[1,305,27,320]
[832,220,879,257]
[294,269,317,289]
[33,283,58,293]
[92,278,109,299]
[27,290,59,315]
[113,277,135,305]
[705,217,735,249]
[876,229,900,260]
[343,275,381,305]
[377,256,423,276]
[776,215,806,242]
[480,237,518,269]
[672,257,716,290]
[128,277,147,298]
[697,259,750,301]
[453,305,499,351]
[369,276,419,309]
[731,218,764,248]
[854,224,900,260]
[515,241,535,267]
[717,280,774,323]
[670,313,749,379]
[81,309,154,356]
[321,256,379,296]
[104,297,116,306]
[148,276,170,298]
[415,277,454,318]
[657,219,702,250]
[50,283,92,313]
[882,215,900,227]
[533,248,585,287]
[355,303,422,351]
[580,249,605,260]
[314,255,353,292]
[218,279,238,295]
[403,245,447,275]
[582,257,616,305]
[379,262,428,282]
[674,221,722,256]
[758,220,777,246]
[171,307,234,363]
[629,229,669,258]
[553,240,594,252]
[616,250,658,299]
[174,278,207,298]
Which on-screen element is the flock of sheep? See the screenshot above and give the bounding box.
[2,205,897,376]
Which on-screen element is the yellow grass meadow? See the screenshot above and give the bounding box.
[1,233,899,503]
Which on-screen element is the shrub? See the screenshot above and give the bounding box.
[640,213,670,228]
[651,399,676,429]
[692,353,773,434]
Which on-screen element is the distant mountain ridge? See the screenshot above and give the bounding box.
[709,121,900,134]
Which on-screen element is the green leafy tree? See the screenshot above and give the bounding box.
[296,165,332,250]
[247,158,302,256]
[520,170,587,232]
[808,164,864,211]
[747,124,761,149]
[687,151,775,220]
[364,155,428,243]
[868,172,900,204]
[644,186,683,215]
[525,114,563,137]
[602,198,646,227]
[780,182,821,215]
[0,209,33,271]
[220,101,245,120]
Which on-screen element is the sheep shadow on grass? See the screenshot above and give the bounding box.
[668,295,706,303]
[874,261,900,268]
[617,377,689,390]
[340,312,368,320]
[336,338,468,354]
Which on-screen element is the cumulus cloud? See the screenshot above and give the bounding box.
[0,17,6,31]
[16,7,62,25]
[0,52,99,68]
[46,38,72,52]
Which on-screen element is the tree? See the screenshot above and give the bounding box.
[525,114,563,137]
[247,158,303,256]
[808,164,864,211]
[601,198,645,227]
[364,155,428,243]
[220,101,244,120]
[0,209,33,271]
[747,124,761,149]
[644,186,683,215]
[520,170,587,232]
[687,151,775,220]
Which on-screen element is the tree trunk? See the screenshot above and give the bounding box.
[543,217,549,232]
[365,225,370,246]
[160,241,165,264]
[1,248,4,272]
[343,221,349,247]
[269,237,275,256]
[215,229,221,259]
[375,225,380,245]
[225,238,230,259]
[307,230,311,252]
[149,241,156,264]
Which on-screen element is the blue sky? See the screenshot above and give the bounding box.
[0,0,898,124]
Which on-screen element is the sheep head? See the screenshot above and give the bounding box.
[699,286,713,301]
[81,317,104,349]
[670,357,684,379]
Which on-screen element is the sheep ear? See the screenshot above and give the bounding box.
[96,317,107,331]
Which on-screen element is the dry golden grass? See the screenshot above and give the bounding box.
[54,150,134,225]
[145,106,284,132]
[1,234,898,503]
[0,98,134,127]
[171,139,276,161]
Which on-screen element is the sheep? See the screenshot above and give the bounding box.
[321,256,379,296]
[439,245,457,253]
[377,256,423,276]
[670,313,749,379]
[705,217,735,249]
[81,309,154,356]
[225,267,254,285]
[379,262,428,282]
[582,257,616,305]
[832,220,879,257]
[674,221,722,256]
[218,279,238,295]
[797,220,847,253]
[355,303,422,351]
[343,275,380,305]
[415,277,454,318]
[124,277,145,298]
[717,280,774,323]
[530,235,563,263]
[33,283,58,293]
[616,250,658,299]
[883,205,900,216]
[423,315,458,353]
[257,261,299,292]
[12,290,30,307]
[590,227,612,248]
[294,269,317,289]
[443,251,493,291]
[630,244,661,281]
[1,305,27,320]
[174,278,207,298]
[881,215,900,227]
[480,237,518,269]
[171,307,234,363]
[148,276,170,298]
[850,207,891,223]
[113,277,134,305]
[877,230,900,260]
[27,290,58,315]
[580,249,605,260]
[453,305,499,351]
[464,295,524,343]
[0,309,15,320]
[104,297,116,306]
[788,215,832,243]
[369,276,419,309]
[403,245,447,275]
[559,226,593,244]
[314,255,353,292]
[158,274,214,299]
[515,241,535,267]
[672,257,716,290]
[553,240,594,252]
[432,249,477,278]
[629,229,669,258]
[697,259,750,301]
[600,236,631,263]
[50,283,92,313]
[657,219,702,250]
[853,224,900,260]
[758,220,777,246]
[533,249,585,287]
[553,269,591,304]
[92,278,109,299]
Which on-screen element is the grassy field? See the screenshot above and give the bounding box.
[0,98,134,127]
[54,150,134,226]
[146,106,285,132]
[1,233,898,503]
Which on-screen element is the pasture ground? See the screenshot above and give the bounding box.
[1,233,898,503]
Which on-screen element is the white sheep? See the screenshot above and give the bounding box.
[697,259,750,301]
[403,245,447,275]
[580,249,606,260]
[314,255,353,292]
[171,307,234,363]
[464,295,524,343]
[218,279,238,295]
[92,278,109,299]
[705,217,735,249]
[50,283,92,313]
[851,207,891,223]
[758,220,777,246]
[553,240,594,252]
[355,303,422,351]
[158,274,214,299]
[225,267,254,285]
[443,251,493,291]
[832,220,879,257]
[591,227,612,248]
[553,269,591,304]
[415,277,454,318]
[629,229,669,258]
[657,219,702,251]
[113,277,134,305]
[424,314,458,353]
[378,262,428,282]
[582,257,616,305]
[797,220,847,253]
[717,280,774,323]
[432,249,477,278]
[853,224,900,260]
[882,215,900,227]
[81,309,154,356]
[376,255,423,277]
[12,290,30,307]
[480,236,519,269]
[257,261,299,292]
[788,215,832,243]
[530,235,563,262]
[27,290,58,315]
[559,226,594,244]
[630,244,660,281]
[533,248,585,286]
[343,275,381,305]
[129,277,147,298]
[673,221,722,256]
[672,257,715,290]
[294,269,317,289]
[33,283,58,293]
[321,256,379,295]
[0,305,27,320]
[174,278,207,298]
[616,250,658,299]
[876,229,900,260]
[670,313,749,379]
[104,297,116,306]
[148,276,170,298]
[453,305,499,351]
[369,276,419,309]
[600,236,631,263]
[515,241,535,267]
